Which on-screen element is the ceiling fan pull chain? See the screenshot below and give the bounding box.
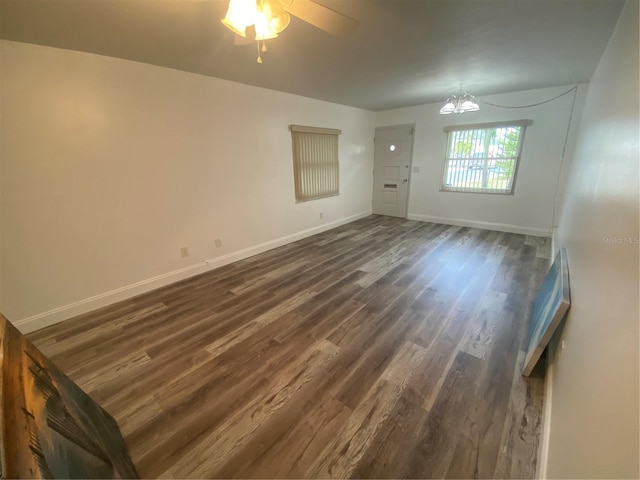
[261,40,267,53]
[256,41,263,64]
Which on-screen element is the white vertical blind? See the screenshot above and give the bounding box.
[290,125,341,202]
[441,122,529,195]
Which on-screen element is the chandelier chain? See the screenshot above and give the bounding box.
[478,86,577,109]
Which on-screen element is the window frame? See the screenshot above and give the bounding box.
[290,124,341,202]
[440,120,531,195]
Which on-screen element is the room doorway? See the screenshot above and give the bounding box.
[372,125,414,218]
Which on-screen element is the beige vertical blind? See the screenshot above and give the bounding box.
[290,125,341,202]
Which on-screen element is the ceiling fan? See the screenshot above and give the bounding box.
[222,0,358,62]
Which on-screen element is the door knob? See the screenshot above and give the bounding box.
[402,179,408,183]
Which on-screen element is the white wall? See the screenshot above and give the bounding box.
[0,40,375,333]
[544,0,639,477]
[376,85,586,236]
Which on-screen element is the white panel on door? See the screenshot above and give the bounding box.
[383,166,400,181]
[382,191,398,205]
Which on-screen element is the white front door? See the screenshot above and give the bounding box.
[372,125,414,218]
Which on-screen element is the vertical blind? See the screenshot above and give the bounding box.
[290,125,341,202]
[442,120,531,195]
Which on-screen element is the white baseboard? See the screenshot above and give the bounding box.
[13,262,211,334]
[203,211,370,269]
[539,229,558,479]
[537,355,554,479]
[14,211,371,334]
[407,213,551,237]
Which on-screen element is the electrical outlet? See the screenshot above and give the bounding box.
[215,238,222,248]
[180,247,189,258]
[319,212,324,219]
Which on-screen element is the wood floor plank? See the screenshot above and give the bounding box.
[349,395,431,479]
[170,339,341,478]
[306,340,427,478]
[26,215,550,479]
[461,291,508,359]
[493,351,545,479]
[331,309,422,410]
[234,396,352,478]
[403,350,484,479]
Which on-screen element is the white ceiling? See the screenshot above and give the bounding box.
[0,0,625,111]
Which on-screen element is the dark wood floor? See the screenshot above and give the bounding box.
[28,215,550,479]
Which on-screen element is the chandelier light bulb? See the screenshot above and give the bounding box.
[440,86,480,114]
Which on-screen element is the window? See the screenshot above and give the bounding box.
[441,120,531,194]
[290,125,341,202]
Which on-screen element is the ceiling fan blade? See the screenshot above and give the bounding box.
[285,0,358,37]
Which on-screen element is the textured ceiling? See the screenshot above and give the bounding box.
[0,0,625,111]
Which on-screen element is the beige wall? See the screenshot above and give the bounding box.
[0,40,376,332]
[545,0,639,477]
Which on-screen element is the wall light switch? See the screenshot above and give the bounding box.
[180,247,189,258]
[215,238,223,248]
[413,166,420,173]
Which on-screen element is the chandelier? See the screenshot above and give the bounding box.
[439,85,480,114]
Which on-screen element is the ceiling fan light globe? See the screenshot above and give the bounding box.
[221,0,257,36]
[254,13,279,39]
[221,18,247,36]
[270,12,290,33]
[261,0,285,19]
